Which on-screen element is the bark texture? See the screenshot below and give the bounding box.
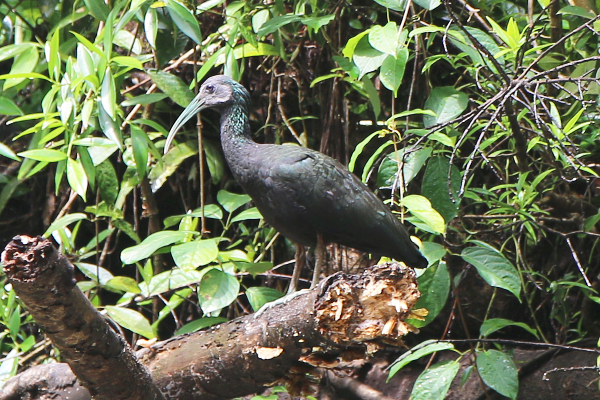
[0,235,164,400]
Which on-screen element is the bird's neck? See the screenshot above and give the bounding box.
[219,103,258,181]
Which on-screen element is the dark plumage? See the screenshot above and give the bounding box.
[165,75,427,284]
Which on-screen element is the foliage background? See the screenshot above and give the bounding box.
[0,0,599,397]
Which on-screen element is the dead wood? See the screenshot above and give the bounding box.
[0,235,421,400]
[0,235,165,400]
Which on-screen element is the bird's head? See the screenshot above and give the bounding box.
[164,75,250,154]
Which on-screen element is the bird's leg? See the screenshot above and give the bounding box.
[254,240,321,319]
[310,234,326,289]
[287,244,306,294]
[255,244,308,318]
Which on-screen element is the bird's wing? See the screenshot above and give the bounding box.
[266,147,423,263]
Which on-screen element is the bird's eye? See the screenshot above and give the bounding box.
[205,84,215,94]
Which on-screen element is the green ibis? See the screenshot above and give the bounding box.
[164,75,427,293]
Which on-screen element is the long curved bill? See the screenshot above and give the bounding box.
[163,94,206,154]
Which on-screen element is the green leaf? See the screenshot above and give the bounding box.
[230,42,279,60]
[198,0,227,11]
[8,306,20,337]
[67,158,89,201]
[96,160,119,206]
[461,244,521,300]
[70,31,106,60]
[217,190,252,213]
[256,14,302,37]
[77,43,95,78]
[121,231,190,264]
[448,27,503,68]
[402,195,446,234]
[166,0,203,45]
[423,87,469,128]
[234,261,273,277]
[373,0,407,11]
[252,9,270,33]
[81,99,95,129]
[43,212,88,237]
[0,72,52,82]
[97,102,123,150]
[411,360,460,400]
[413,0,441,10]
[79,147,96,190]
[246,287,284,311]
[203,139,225,184]
[19,335,36,353]
[113,30,142,55]
[361,76,381,118]
[177,317,228,335]
[380,48,408,96]
[584,209,600,232]
[144,8,158,49]
[75,137,119,166]
[420,242,447,264]
[113,219,141,244]
[476,350,518,399]
[378,147,432,189]
[0,97,23,116]
[409,262,450,328]
[0,43,36,63]
[231,207,263,223]
[4,45,39,90]
[130,125,148,177]
[480,318,539,338]
[422,156,461,222]
[300,14,335,33]
[353,36,387,79]
[101,69,116,118]
[151,141,198,191]
[0,348,19,381]
[389,340,456,378]
[18,149,67,162]
[342,30,370,60]
[83,0,109,20]
[0,143,20,161]
[163,204,223,228]
[486,17,516,49]
[46,29,60,81]
[106,276,141,294]
[198,269,240,314]
[558,5,596,18]
[368,22,399,55]
[111,56,144,70]
[105,306,156,339]
[349,131,383,173]
[171,239,219,268]
[121,93,169,106]
[147,70,194,108]
[144,268,204,296]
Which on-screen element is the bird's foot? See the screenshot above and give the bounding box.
[253,289,310,319]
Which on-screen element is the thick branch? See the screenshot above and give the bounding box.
[138,262,421,399]
[0,236,421,400]
[0,235,165,400]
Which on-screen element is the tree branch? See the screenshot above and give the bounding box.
[0,236,421,400]
[1,235,165,400]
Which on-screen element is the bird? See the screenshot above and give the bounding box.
[164,75,427,293]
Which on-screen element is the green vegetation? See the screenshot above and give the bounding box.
[0,0,599,397]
